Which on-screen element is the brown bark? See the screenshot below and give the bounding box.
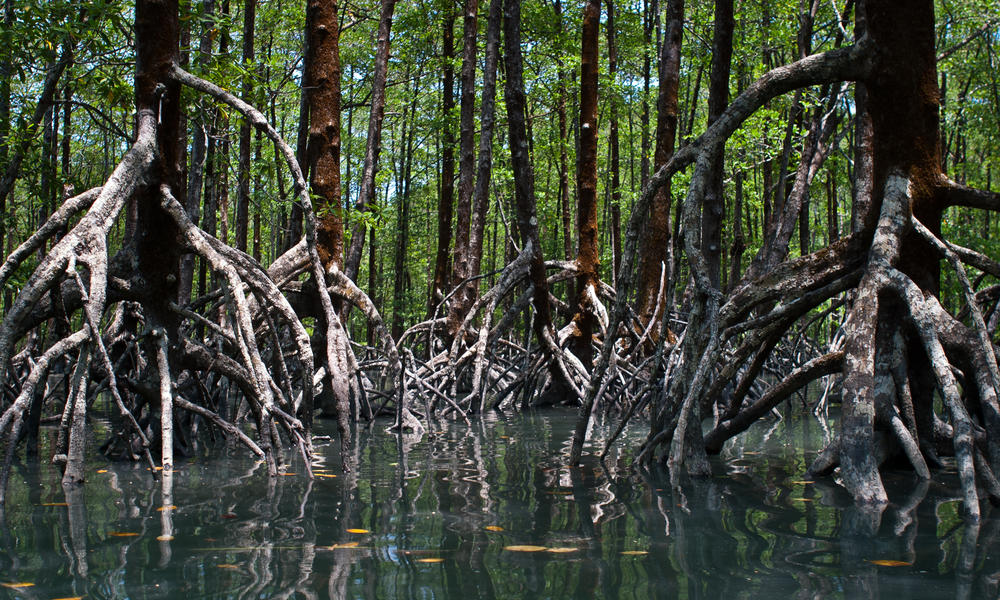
[635,0,682,324]
[428,1,456,317]
[305,0,345,269]
[570,0,600,369]
[343,0,397,281]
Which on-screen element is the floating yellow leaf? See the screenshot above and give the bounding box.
[157,535,175,541]
[52,597,84,600]
[41,502,68,507]
[790,480,815,484]
[217,564,239,570]
[499,435,510,439]
[485,525,504,532]
[547,490,572,495]
[324,542,360,549]
[0,583,34,589]
[503,545,547,552]
[108,532,140,537]
[157,505,178,511]
[346,528,369,534]
[792,498,814,502]
[97,469,108,474]
[621,551,648,556]
[315,473,337,478]
[546,547,578,554]
[416,558,445,563]
[868,559,912,567]
[280,472,296,476]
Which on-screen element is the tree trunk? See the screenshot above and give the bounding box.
[428,0,456,317]
[235,0,255,254]
[701,0,733,290]
[635,0,682,325]
[606,0,622,281]
[570,0,600,369]
[305,0,345,269]
[343,0,397,281]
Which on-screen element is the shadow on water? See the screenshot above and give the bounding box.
[0,409,999,598]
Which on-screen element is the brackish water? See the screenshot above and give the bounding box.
[1,408,998,599]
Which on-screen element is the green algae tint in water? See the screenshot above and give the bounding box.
[0,409,997,599]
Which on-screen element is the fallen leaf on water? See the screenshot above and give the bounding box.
[0,583,34,589]
[279,472,296,476]
[157,505,177,511]
[547,490,572,495]
[546,547,578,554]
[51,596,84,600]
[41,502,68,507]
[485,525,504,532]
[315,473,337,478]
[97,469,108,474]
[868,559,912,567]
[323,542,360,549]
[346,528,369,534]
[621,551,648,556]
[503,545,547,553]
[108,532,140,537]
[416,558,445,563]
[221,513,238,519]
[499,435,510,439]
[217,564,239,570]
[205,538,218,542]
[792,498,814,502]
[790,480,815,484]
[157,535,175,541]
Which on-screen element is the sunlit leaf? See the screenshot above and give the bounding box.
[346,528,369,534]
[546,547,578,554]
[621,550,648,556]
[790,480,815,484]
[157,535,175,541]
[41,502,68,507]
[217,564,239,569]
[97,469,108,474]
[157,505,178,511]
[485,525,504,532]
[108,532,140,537]
[868,559,912,567]
[0,583,34,589]
[279,472,296,476]
[315,474,337,478]
[52,596,84,600]
[416,557,445,563]
[503,545,547,552]
[792,498,814,502]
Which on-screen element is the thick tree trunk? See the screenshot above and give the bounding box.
[570,0,600,369]
[343,0,397,281]
[305,0,345,269]
[635,0,682,325]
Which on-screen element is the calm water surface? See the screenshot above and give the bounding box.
[1,408,997,599]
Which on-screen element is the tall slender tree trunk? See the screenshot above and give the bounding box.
[343,0,397,281]
[428,1,456,317]
[179,0,215,303]
[701,0,733,290]
[392,75,418,339]
[554,0,573,269]
[235,0,255,253]
[606,0,621,280]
